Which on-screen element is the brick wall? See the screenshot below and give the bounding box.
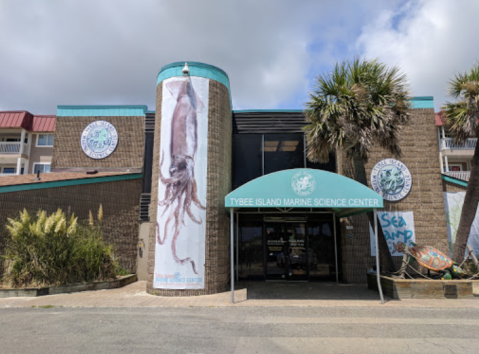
[52,116,144,170]
[147,79,232,296]
[443,180,467,193]
[338,108,449,282]
[0,178,142,277]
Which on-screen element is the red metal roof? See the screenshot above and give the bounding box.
[0,111,33,129]
[32,115,56,132]
[0,111,55,131]
[435,112,445,127]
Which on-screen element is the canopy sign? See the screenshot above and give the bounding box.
[225,169,383,215]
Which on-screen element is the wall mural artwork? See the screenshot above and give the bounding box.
[443,192,479,256]
[80,120,118,159]
[370,159,412,201]
[153,76,209,290]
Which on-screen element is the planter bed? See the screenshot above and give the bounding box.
[367,272,479,300]
[0,274,137,298]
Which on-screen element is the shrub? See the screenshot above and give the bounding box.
[1,207,119,288]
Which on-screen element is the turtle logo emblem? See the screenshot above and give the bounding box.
[81,121,119,159]
[370,159,412,201]
[291,171,316,196]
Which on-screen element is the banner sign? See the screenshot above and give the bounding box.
[443,192,479,256]
[153,76,209,290]
[370,211,416,256]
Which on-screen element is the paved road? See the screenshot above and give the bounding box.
[1,306,478,354]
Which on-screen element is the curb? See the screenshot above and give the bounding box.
[0,274,137,298]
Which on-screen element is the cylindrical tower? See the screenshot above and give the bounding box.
[147,62,232,296]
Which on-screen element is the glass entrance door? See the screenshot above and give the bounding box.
[265,222,307,280]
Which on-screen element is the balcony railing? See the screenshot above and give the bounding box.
[0,142,29,155]
[0,173,16,177]
[444,171,471,182]
[441,137,477,150]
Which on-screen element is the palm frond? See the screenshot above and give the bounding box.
[304,57,411,163]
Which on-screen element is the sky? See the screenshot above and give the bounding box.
[0,0,478,114]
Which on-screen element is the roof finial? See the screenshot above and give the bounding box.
[182,62,190,75]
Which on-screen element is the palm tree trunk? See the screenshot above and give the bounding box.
[353,155,396,272]
[452,139,479,262]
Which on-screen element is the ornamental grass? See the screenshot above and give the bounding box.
[1,206,119,288]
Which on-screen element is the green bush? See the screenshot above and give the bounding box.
[1,207,119,288]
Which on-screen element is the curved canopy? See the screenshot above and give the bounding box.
[225,168,383,218]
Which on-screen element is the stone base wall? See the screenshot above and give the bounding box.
[0,179,142,277]
[338,108,449,283]
[147,79,232,296]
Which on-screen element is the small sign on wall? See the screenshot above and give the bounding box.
[81,120,119,159]
[369,211,416,256]
[370,159,412,201]
[346,225,353,239]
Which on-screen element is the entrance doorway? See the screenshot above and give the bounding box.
[265,222,307,281]
[238,214,337,282]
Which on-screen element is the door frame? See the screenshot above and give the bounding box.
[264,220,308,281]
[236,211,339,283]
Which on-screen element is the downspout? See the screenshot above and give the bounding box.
[230,208,235,304]
[374,209,385,304]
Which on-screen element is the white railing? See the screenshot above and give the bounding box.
[441,137,477,150]
[0,173,16,177]
[0,142,29,155]
[445,171,471,181]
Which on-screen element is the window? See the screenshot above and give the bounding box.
[2,167,16,174]
[264,134,304,175]
[233,134,262,188]
[33,163,51,174]
[37,134,54,147]
[233,133,337,189]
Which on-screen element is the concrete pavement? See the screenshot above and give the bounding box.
[1,306,479,354]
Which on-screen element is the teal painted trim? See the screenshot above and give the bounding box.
[0,173,142,194]
[159,61,229,79]
[233,109,304,113]
[410,96,434,109]
[157,62,230,93]
[57,105,148,117]
[441,174,468,188]
[145,110,156,114]
[225,168,383,211]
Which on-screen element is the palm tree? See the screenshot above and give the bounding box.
[304,58,412,272]
[442,61,479,262]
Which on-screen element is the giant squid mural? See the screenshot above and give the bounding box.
[155,76,209,287]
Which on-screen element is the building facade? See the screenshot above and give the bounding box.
[436,111,477,182]
[0,111,56,176]
[0,61,469,296]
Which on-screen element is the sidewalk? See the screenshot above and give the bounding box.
[1,281,478,308]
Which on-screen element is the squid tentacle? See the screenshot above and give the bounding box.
[191,179,206,210]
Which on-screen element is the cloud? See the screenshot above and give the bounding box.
[357,0,479,110]
[0,0,315,112]
[0,0,403,113]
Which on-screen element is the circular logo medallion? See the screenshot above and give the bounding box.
[291,171,316,196]
[370,159,412,201]
[80,120,118,159]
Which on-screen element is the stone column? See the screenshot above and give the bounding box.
[147,62,232,296]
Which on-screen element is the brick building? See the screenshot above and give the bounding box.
[0,61,468,297]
